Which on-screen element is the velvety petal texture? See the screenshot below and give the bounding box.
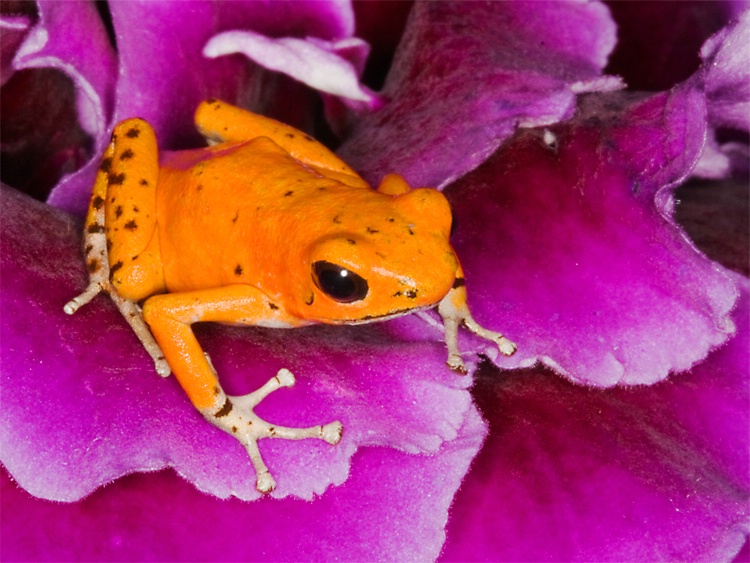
[0,185,482,503]
[441,272,749,561]
[339,0,621,189]
[1,409,484,561]
[443,86,737,385]
[1,1,748,560]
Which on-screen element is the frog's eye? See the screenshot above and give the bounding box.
[312,261,369,303]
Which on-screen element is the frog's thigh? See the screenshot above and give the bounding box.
[194,99,366,186]
[142,284,299,411]
[105,118,165,301]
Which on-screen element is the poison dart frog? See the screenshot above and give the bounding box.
[65,99,517,493]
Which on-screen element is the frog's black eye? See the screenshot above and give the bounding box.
[312,261,369,303]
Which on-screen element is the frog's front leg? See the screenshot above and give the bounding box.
[142,284,342,493]
[437,265,517,374]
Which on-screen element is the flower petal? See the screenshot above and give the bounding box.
[204,31,380,107]
[0,14,32,86]
[702,10,750,132]
[0,184,479,502]
[1,407,484,561]
[7,0,116,208]
[12,0,116,139]
[46,0,357,217]
[441,271,749,561]
[605,1,741,91]
[444,86,737,385]
[339,0,621,189]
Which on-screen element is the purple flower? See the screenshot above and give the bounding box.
[1,1,748,560]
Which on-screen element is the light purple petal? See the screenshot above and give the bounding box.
[0,184,480,502]
[338,0,620,189]
[1,407,484,561]
[46,0,356,217]
[693,11,750,179]
[204,31,380,108]
[700,10,750,132]
[441,271,749,561]
[443,86,737,386]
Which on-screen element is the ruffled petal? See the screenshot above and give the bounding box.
[443,86,737,385]
[6,1,115,208]
[339,0,621,189]
[693,10,750,179]
[701,10,750,132]
[46,0,357,216]
[12,0,116,139]
[1,407,484,561]
[0,184,480,502]
[441,272,749,561]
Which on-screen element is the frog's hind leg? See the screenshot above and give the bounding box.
[63,138,116,315]
[194,99,368,188]
[65,119,170,377]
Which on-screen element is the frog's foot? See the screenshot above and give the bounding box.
[207,368,343,493]
[66,281,170,377]
[437,288,516,374]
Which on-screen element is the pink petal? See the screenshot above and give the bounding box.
[441,271,749,561]
[0,184,480,502]
[46,0,356,216]
[445,87,737,385]
[1,407,484,561]
[338,0,621,189]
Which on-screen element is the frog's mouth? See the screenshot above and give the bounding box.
[325,303,437,325]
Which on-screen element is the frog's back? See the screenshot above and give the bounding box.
[155,138,369,293]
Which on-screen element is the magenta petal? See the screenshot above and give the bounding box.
[338,0,620,188]
[441,273,749,561]
[0,185,480,502]
[2,407,483,561]
[12,0,116,214]
[12,0,116,138]
[445,87,737,386]
[46,0,356,216]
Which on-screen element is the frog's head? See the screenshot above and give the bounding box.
[293,187,459,324]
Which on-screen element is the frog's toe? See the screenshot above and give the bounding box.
[275,367,295,388]
[255,469,276,494]
[212,371,343,493]
[322,421,343,445]
[498,337,517,356]
[447,353,468,375]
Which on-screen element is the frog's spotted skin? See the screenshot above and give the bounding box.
[65,100,516,493]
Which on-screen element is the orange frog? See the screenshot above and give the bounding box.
[65,99,516,493]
